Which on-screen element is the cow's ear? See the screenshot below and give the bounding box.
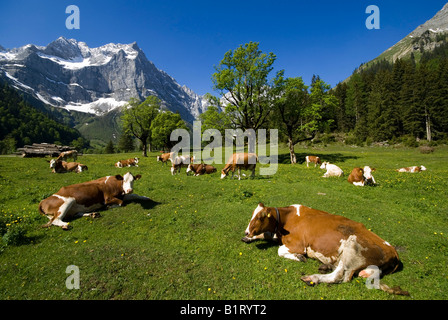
[115,175,123,180]
[372,168,376,172]
[135,174,142,180]
[258,203,265,208]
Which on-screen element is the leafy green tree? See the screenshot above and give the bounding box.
[198,93,231,135]
[272,72,309,164]
[121,96,160,157]
[151,111,188,150]
[212,42,276,130]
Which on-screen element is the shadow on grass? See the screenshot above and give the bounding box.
[278,152,359,165]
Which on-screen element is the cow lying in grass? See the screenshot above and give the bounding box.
[242,203,408,296]
[39,172,147,229]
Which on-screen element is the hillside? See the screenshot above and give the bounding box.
[0,80,86,154]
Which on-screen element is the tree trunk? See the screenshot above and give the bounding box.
[288,137,297,164]
[425,108,432,142]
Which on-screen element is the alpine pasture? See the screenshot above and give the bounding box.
[0,145,447,300]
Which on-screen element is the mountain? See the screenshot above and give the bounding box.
[0,37,209,123]
[363,3,448,67]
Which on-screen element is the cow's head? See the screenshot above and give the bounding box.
[122,172,142,194]
[319,162,328,170]
[245,203,276,237]
[363,166,376,183]
[49,159,57,168]
[186,163,194,174]
[134,157,139,164]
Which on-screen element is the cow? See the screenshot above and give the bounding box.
[157,152,173,165]
[115,157,139,168]
[171,155,194,175]
[186,163,217,176]
[242,203,408,296]
[320,162,344,177]
[305,156,322,168]
[396,166,427,173]
[50,159,88,173]
[56,150,78,162]
[221,153,258,180]
[348,166,376,186]
[38,172,144,230]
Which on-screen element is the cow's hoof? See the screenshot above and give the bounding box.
[301,276,317,286]
[62,225,70,231]
[295,253,307,262]
[241,236,252,243]
[91,212,101,219]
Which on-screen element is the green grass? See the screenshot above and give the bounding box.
[0,145,447,300]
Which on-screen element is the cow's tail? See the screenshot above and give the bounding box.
[379,283,409,296]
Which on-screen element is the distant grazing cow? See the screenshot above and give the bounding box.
[50,159,88,173]
[320,162,344,177]
[348,166,376,186]
[171,155,194,175]
[38,172,144,229]
[115,157,139,168]
[57,150,78,162]
[396,166,427,173]
[221,153,258,180]
[157,152,173,165]
[242,203,408,296]
[305,156,321,168]
[186,163,217,176]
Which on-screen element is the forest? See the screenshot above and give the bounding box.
[331,41,448,145]
[0,81,87,154]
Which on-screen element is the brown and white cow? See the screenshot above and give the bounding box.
[305,156,321,168]
[38,172,144,229]
[221,153,258,180]
[50,159,88,173]
[242,203,408,295]
[396,166,427,173]
[186,163,217,176]
[171,155,194,175]
[56,150,78,162]
[157,152,173,165]
[348,166,376,186]
[115,157,139,168]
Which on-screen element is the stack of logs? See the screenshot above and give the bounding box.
[16,143,76,158]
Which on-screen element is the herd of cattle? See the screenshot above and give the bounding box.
[38,149,426,296]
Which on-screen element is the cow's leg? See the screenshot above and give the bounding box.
[51,197,76,229]
[105,197,123,207]
[238,168,241,180]
[301,235,364,285]
[353,181,365,187]
[278,245,307,262]
[242,232,278,243]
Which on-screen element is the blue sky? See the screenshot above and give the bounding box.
[1,0,447,95]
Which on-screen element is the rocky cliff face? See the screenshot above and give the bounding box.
[0,37,209,122]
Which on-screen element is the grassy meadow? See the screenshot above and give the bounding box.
[0,144,447,300]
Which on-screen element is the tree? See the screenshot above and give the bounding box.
[272,72,309,164]
[104,140,115,154]
[117,131,135,153]
[121,96,160,157]
[212,42,276,130]
[150,111,188,150]
[198,93,231,135]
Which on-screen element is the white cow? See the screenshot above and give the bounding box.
[320,162,344,178]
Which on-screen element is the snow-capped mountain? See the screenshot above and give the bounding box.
[0,37,209,122]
